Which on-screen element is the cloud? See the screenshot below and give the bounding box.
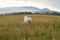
[0,0,16,2]
[0,0,60,11]
[44,0,60,11]
[27,0,60,11]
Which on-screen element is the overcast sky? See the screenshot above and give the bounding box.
[0,0,60,12]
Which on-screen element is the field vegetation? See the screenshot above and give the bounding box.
[0,14,60,40]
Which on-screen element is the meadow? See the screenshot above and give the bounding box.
[0,14,60,40]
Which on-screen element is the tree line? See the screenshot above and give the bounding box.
[0,11,60,16]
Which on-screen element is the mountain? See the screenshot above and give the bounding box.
[0,6,59,14]
[0,6,41,14]
[40,8,53,14]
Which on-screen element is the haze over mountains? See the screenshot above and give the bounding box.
[0,6,59,14]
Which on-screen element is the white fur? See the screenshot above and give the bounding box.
[24,16,32,23]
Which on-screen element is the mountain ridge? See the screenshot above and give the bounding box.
[0,6,59,14]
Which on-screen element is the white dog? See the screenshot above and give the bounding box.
[24,16,32,24]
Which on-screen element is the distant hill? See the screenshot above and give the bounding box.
[0,6,59,14]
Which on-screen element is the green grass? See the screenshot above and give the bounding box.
[0,14,60,40]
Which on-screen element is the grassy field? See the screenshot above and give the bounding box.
[0,14,60,40]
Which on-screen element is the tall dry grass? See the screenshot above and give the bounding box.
[0,14,60,40]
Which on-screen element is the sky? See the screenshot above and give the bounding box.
[0,0,60,12]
